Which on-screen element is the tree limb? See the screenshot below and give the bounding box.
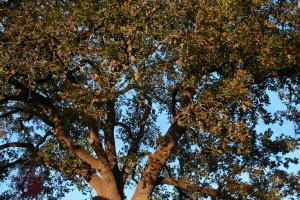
[36,130,53,148]
[104,99,119,172]
[252,65,299,85]
[35,74,53,84]
[156,177,236,200]
[44,161,109,197]
[0,142,34,151]
[0,131,52,174]
[6,75,117,187]
[51,113,116,184]
[117,83,142,95]
[171,86,180,117]
[132,86,195,199]
[115,122,133,139]
[121,94,152,183]
[0,157,27,173]
[0,109,20,118]
[132,121,187,200]
[88,124,111,169]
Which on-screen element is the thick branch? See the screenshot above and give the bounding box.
[0,104,53,127]
[132,87,194,200]
[52,115,113,181]
[157,177,236,200]
[132,121,187,200]
[105,99,119,171]
[0,132,52,173]
[1,94,26,104]
[117,83,143,95]
[7,77,116,184]
[6,75,119,190]
[0,131,52,173]
[35,74,53,84]
[45,162,110,198]
[104,99,126,197]
[88,124,111,169]
[51,115,121,199]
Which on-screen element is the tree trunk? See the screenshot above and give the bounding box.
[131,122,186,200]
[88,173,122,200]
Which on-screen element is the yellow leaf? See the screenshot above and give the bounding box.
[241,104,247,111]
[177,58,183,66]
[94,74,100,79]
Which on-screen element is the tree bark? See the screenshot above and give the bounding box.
[88,173,123,200]
[51,113,122,200]
[131,122,186,200]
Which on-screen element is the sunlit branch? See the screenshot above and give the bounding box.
[157,177,236,200]
[103,97,125,197]
[45,161,102,182]
[88,124,111,168]
[47,161,108,198]
[132,121,187,198]
[162,164,190,198]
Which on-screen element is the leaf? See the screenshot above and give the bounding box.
[133,72,139,80]
[241,104,247,111]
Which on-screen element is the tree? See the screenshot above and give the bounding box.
[1,0,300,199]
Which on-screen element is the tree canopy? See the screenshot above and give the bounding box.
[1,0,300,199]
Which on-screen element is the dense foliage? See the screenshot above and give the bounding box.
[1,0,300,199]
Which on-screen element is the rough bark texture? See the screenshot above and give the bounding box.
[52,114,122,200]
[132,122,187,200]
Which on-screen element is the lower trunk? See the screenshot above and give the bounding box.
[87,172,122,200]
[93,190,122,200]
[92,187,123,200]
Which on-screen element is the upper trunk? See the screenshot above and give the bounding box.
[131,122,186,200]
